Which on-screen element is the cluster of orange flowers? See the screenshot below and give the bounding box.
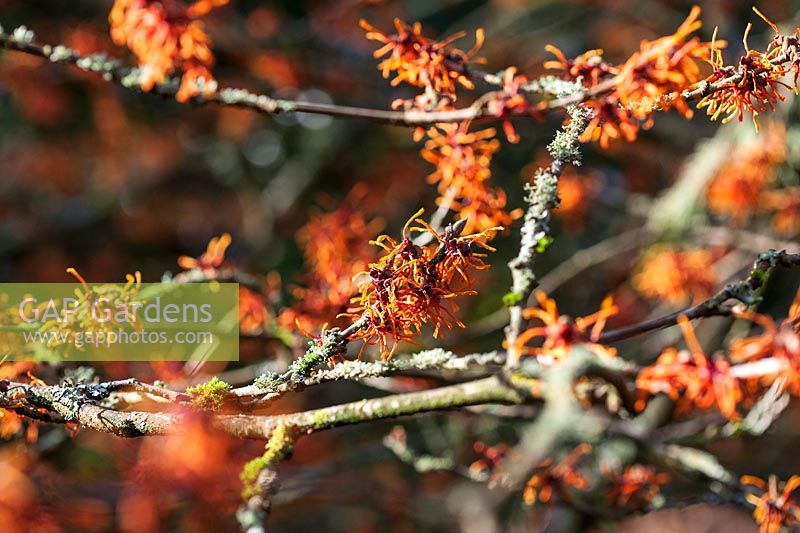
[638,289,800,421]
[467,441,508,480]
[707,122,785,223]
[729,289,800,395]
[633,245,720,306]
[177,233,270,335]
[605,465,670,509]
[484,67,537,143]
[742,474,800,533]
[695,8,800,130]
[706,122,798,236]
[523,445,668,510]
[278,192,381,333]
[109,0,228,102]
[360,18,484,104]
[545,6,717,148]
[637,317,744,419]
[421,123,522,235]
[523,444,591,505]
[360,18,541,142]
[764,187,800,237]
[342,210,498,356]
[553,170,597,231]
[512,292,618,366]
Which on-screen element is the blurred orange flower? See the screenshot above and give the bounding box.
[741,474,800,533]
[239,287,268,335]
[553,168,598,231]
[178,233,231,273]
[606,464,669,509]
[109,0,228,102]
[0,447,61,532]
[729,287,800,395]
[637,316,743,420]
[421,123,522,234]
[706,122,786,224]
[279,189,381,333]
[616,6,715,120]
[484,67,537,143]
[633,245,719,306]
[468,441,508,479]
[178,234,274,334]
[523,444,592,505]
[763,187,800,237]
[512,291,618,365]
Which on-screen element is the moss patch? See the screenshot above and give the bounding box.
[186,376,231,411]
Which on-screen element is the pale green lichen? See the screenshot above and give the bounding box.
[11,26,34,44]
[547,105,593,164]
[253,371,279,390]
[254,349,500,393]
[219,88,288,113]
[285,330,346,382]
[186,376,231,411]
[527,75,584,98]
[48,45,74,63]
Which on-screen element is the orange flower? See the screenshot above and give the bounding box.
[636,316,743,419]
[706,122,785,224]
[544,46,617,88]
[523,444,592,505]
[484,67,537,143]
[581,100,640,149]
[553,168,598,231]
[177,233,232,273]
[0,362,41,442]
[728,287,800,395]
[421,123,522,234]
[606,465,670,509]
[0,409,23,439]
[545,7,716,148]
[544,47,635,148]
[615,6,716,120]
[763,187,800,237]
[513,291,618,365]
[279,190,381,333]
[695,18,790,130]
[633,245,719,306]
[741,475,800,533]
[468,441,508,479]
[360,18,484,99]
[238,287,268,335]
[707,168,771,225]
[342,210,498,357]
[109,0,228,102]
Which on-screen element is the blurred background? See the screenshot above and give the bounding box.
[2,0,800,531]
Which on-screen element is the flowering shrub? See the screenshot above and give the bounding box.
[2,3,800,532]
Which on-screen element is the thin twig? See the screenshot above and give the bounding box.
[0,29,504,127]
[600,249,800,343]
